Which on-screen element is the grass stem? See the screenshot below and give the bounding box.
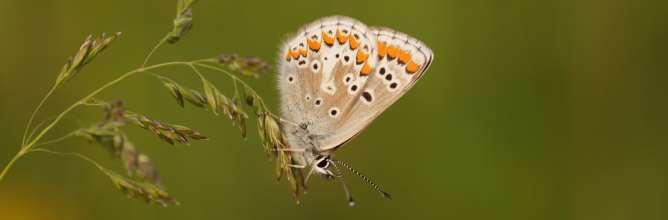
[0,148,28,182]
[142,35,169,68]
[21,84,58,146]
[1,61,194,183]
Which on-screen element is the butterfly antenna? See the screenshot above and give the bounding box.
[330,161,355,206]
[333,160,392,200]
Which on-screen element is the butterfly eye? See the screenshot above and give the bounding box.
[317,159,329,168]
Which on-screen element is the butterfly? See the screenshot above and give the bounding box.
[277,15,433,205]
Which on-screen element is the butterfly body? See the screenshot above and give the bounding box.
[277,16,433,192]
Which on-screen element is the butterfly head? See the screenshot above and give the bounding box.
[313,155,335,178]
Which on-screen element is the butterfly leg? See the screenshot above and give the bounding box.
[258,112,301,128]
[303,157,319,183]
[276,148,305,152]
[288,164,306,169]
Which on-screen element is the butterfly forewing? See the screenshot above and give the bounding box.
[278,16,433,156]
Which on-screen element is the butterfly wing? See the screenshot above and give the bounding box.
[317,26,434,151]
[278,16,433,154]
[278,16,375,151]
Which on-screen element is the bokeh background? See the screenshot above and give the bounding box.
[1,0,666,219]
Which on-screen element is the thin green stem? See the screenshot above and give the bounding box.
[141,35,169,68]
[187,63,206,79]
[22,84,58,146]
[0,62,191,181]
[192,58,218,63]
[26,117,53,144]
[33,130,78,148]
[24,62,186,150]
[0,61,192,183]
[28,148,107,172]
[0,148,28,182]
[2,58,281,183]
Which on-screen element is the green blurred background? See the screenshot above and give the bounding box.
[1,0,666,219]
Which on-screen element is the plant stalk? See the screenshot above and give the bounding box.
[21,84,58,145]
[1,61,190,183]
[0,148,28,182]
[141,35,168,68]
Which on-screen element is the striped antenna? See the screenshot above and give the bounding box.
[331,160,355,206]
[333,160,392,200]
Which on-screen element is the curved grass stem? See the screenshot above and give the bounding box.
[33,130,79,148]
[24,62,188,149]
[141,35,169,68]
[21,84,58,146]
[2,59,275,183]
[0,148,28,182]
[28,148,107,173]
[1,61,195,183]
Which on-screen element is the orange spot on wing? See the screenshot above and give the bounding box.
[377,41,387,59]
[349,35,359,50]
[336,29,349,44]
[355,50,368,64]
[285,51,292,61]
[290,49,300,59]
[307,38,321,52]
[387,46,399,59]
[398,50,411,64]
[360,62,372,76]
[299,48,307,58]
[405,60,421,74]
[322,32,334,46]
